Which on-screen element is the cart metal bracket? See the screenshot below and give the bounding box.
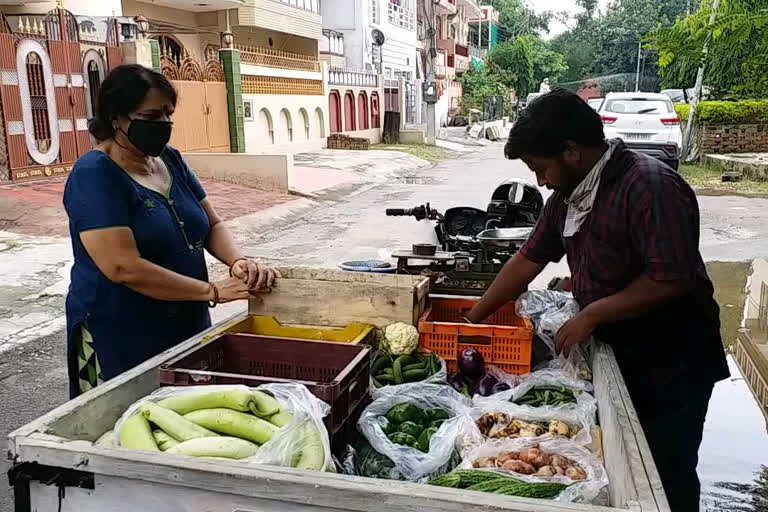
[8,461,94,511]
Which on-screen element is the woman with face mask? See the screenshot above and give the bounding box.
[63,65,279,398]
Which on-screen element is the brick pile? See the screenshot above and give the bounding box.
[698,123,768,154]
[327,133,370,150]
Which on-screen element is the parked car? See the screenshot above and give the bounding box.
[587,97,604,111]
[598,92,682,171]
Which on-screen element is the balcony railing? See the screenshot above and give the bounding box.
[436,38,454,55]
[455,56,469,72]
[328,67,379,88]
[469,44,487,59]
[321,29,344,56]
[237,45,321,72]
[269,0,320,14]
[455,42,469,58]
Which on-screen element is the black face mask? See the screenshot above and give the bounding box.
[122,119,173,157]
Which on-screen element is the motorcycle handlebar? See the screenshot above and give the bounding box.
[385,208,411,216]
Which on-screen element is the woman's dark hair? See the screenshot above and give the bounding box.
[504,88,604,160]
[88,64,177,141]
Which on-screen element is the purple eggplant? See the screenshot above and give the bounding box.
[457,348,485,378]
[475,374,499,397]
[490,381,511,395]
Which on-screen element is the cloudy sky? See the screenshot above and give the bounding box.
[528,0,610,38]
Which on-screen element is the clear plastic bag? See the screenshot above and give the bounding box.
[357,383,481,481]
[515,290,593,380]
[468,395,597,446]
[370,349,447,400]
[458,437,609,503]
[474,369,597,423]
[113,383,334,472]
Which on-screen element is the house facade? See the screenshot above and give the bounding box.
[0,0,392,183]
[0,2,124,182]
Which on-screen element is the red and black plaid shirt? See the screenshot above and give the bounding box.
[521,141,729,410]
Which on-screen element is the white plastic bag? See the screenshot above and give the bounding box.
[458,437,609,503]
[474,369,597,423]
[113,383,334,472]
[468,395,596,446]
[358,383,480,481]
[515,290,593,380]
[370,349,447,400]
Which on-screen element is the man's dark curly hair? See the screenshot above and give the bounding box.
[505,88,605,160]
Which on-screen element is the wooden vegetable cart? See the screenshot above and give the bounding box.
[7,269,670,512]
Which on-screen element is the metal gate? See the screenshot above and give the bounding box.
[160,54,230,153]
[404,80,416,124]
[0,8,121,182]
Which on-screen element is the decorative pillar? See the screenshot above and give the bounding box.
[219,26,244,153]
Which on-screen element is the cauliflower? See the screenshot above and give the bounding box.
[383,322,419,355]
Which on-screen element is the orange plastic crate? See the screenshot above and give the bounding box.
[418,297,534,375]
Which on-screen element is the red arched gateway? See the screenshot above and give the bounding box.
[328,90,342,133]
[370,92,380,128]
[344,91,356,131]
[357,91,368,130]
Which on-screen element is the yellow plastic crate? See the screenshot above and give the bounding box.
[202,315,374,344]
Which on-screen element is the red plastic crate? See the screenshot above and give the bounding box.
[418,297,533,375]
[157,333,371,435]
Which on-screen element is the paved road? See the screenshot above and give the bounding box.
[3,143,768,510]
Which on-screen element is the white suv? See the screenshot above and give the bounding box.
[598,92,683,170]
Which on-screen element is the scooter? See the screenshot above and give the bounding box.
[384,180,544,296]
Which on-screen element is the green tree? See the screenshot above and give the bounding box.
[486,36,536,96]
[647,0,768,99]
[487,0,552,39]
[529,37,569,84]
[552,0,690,85]
[459,64,510,115]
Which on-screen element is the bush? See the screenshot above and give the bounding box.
[676,100,768,125]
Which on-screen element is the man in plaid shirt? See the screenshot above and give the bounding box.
[468,89,728,512]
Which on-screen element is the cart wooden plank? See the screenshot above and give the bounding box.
[8,317,667,512]
[248,267,429,327]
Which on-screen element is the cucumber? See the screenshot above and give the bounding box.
[403,368,429,382]
[294,421,326,471]
[157,389,254,415]
[184,408,279,445]
[402,363,426,372]
[94,430,115,447]
[371,354,392,375]
[119,414,159,451]
[268,410,293,427]
[392,356,405,384]
[152,429,179,451]
[376,374,396,383]
[166,436,258,459]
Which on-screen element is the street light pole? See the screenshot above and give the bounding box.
[634,41,642,92]
[681,0,720,161]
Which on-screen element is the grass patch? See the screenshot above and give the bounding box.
[373,143,460,163]
[706,261,750,351]
[680,163,768,197]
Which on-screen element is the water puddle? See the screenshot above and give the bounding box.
[699,261,768,511]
